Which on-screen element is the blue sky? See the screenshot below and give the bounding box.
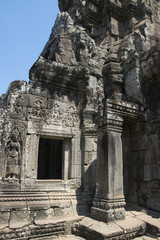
[0,0,59,96]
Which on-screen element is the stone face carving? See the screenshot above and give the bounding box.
[5,128,22,182]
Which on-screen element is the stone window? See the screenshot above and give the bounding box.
[37,137,64,180]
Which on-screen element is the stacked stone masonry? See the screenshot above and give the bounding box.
[0,0,160,239]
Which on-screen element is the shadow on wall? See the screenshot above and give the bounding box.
[76,158,97,217]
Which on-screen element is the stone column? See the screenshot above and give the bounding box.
[91,114,126,222]
[62,139,71,181]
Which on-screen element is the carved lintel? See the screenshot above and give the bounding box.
[105,99,144,118]
[97,99,144,130]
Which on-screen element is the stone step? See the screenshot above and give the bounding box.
[30,234,85,240]
[52,234,85,239]
[134,234,160,239]
[126,209,160,238]
[136,214,160,237]
[72,216,146,240]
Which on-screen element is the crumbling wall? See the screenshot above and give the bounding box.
[0,1,160,236]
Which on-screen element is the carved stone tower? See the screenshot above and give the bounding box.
[0,0,160,239]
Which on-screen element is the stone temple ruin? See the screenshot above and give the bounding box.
[0,0,160,239]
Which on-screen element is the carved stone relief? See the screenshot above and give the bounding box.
[4,128,22,182]
[48,103,79,127]
[11,93,80,127]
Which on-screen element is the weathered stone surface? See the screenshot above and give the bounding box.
[0,211,9,230]
[73,214,147,240]
[136,214,160,237]
[116,216,146,236]
[48,235,85,240]
[9,210,33,229]
[73,217,123,240]
[134,235,160,240]
[0,0,160,239]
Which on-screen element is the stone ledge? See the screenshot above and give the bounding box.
[52,235,85,240]
[72,215,146,240]
[0,216,83,240]
[134,234,160,240]
[126,205,160,237]
[136,214,160,237]
[31,234,85,240]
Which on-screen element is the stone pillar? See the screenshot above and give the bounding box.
[63,139,71,181]
[91,114,126,222]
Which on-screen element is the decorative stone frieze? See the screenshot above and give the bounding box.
[1,0,160,238]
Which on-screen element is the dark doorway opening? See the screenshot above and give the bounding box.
[122,122,137,204]
[38,138,63,179]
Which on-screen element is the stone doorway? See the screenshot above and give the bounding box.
[122,121,139,204]
[122,120,147,208]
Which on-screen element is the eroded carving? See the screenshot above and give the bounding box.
[48,103,79,127]
[4,128,22,182]
[0,0,160,237]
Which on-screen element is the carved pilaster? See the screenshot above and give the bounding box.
[91,113,126,222]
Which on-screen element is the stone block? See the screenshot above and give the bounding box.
[49,199,72,209]
[54,207,66,217]
[9,210,33,229]
[110,18,119,36]
[136,163,151,181]
[130,135,149,152]
[125,67,143,104]
[34,209,49,221]
[0,211,9,230]
[1,0,160,235]
[84,151,97,165]
[91,206,125,223]
[88,76,97,89]
[116,215,146,235]
[136,214,160,237]
[151,165,160,179]
[27,200,50,210]
[154,200,160,212]
[74,165,81,178]
[84,137,97,152]
[73,217,123,240]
